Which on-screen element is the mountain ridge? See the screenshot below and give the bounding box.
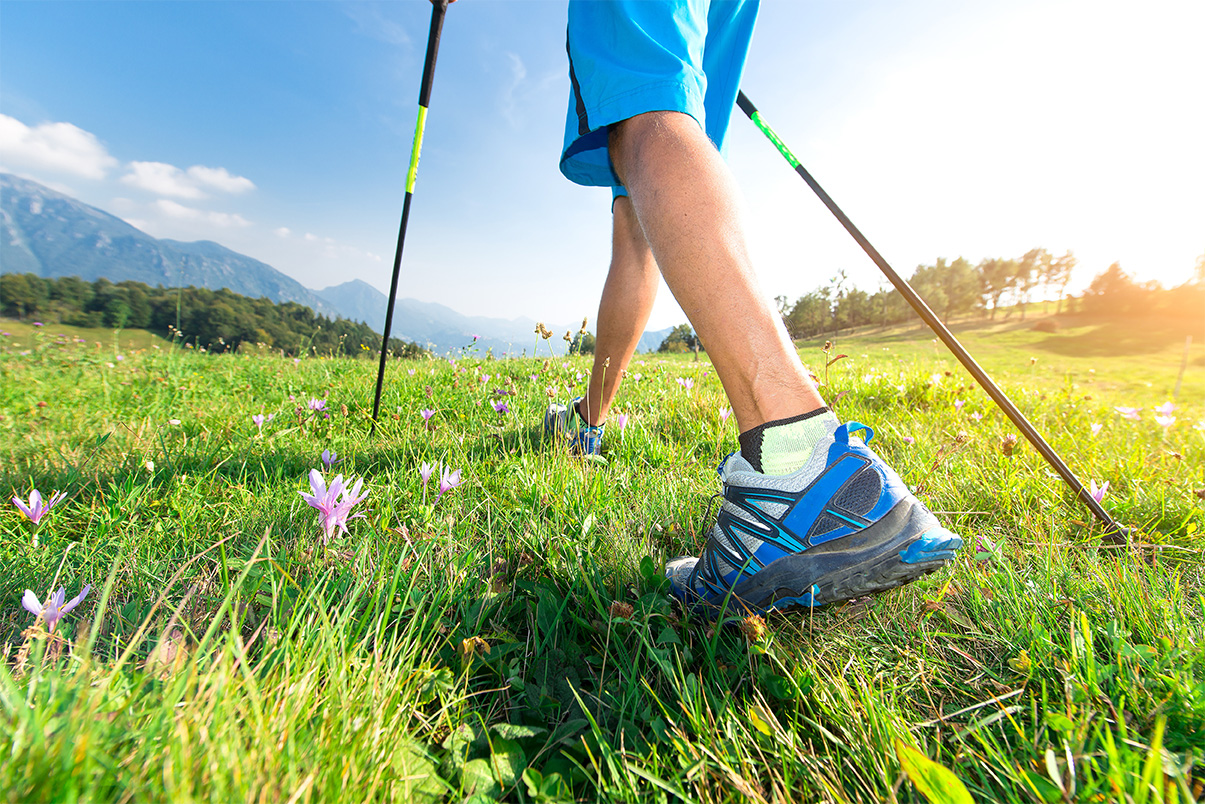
[1,173,676,355]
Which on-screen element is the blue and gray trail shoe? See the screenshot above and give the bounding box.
[543,397,605,456]
[666,421,962,612]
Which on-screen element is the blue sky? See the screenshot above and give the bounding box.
[2,0,1202,330]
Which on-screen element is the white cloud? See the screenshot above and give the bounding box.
[0,114,118,179]
[154,199,251,228]
[121,161,255,199]
[499,53,528,127]
[187,165,254,194]
[274,227,291,238]
[343,3,410,47]
[123,161,205,198]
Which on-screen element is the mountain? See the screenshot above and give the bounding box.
[637,326,675,354]
[1,173,677,355]
[313,279,386,327]
[0,173,341,317]
[312,281,558,356]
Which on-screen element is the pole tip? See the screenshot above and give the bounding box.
[1100,524,1129,546]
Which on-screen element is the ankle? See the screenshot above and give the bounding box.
[739,408,839,474]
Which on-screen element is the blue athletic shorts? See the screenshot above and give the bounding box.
[560,0,760,199]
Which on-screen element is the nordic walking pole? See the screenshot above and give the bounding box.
[736,91,1128,540]
[371,0,450,434]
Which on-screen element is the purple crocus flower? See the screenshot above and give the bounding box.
[298,469,369,544]
[420,409,435,422]
[1090,423,1103,436]
[321,449,341,469]
[954,399,965,412]
[492,400,509,414]
[1114,406,1140,421]
[970,411,983,421]
[12,489,67,525]
[719,407,732,424]
[901,436,915,445]
[1089,479,1109,503]
[407,369,417,376]
[252,413,266,431]
[419,461,435,488]
[1154,401,1176,416]
[1155,414,1175,429]
[22,584,90,631]
[437,468,463,502]
[613,413,629,432]
[308,398,327,412]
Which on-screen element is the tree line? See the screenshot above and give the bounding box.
[775,249,1204,339]
[0,274,429,358]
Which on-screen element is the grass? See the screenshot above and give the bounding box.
[0,319,172,355]
[1,312,1202,803]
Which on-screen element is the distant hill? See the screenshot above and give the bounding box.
[637,326,675,354]
[313,279,386,327]
[0,173,676,355]
[0,173,341,317]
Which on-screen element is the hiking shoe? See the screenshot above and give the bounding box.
[544,397,605,456]
[666,420,962,613]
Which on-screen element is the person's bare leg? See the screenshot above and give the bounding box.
[579,196,659,426]
[608,111,825,432]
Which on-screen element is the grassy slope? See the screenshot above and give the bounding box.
[0,319,173,354]
[1,311,1202,803]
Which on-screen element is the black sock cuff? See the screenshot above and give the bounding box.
[738,407,831,473]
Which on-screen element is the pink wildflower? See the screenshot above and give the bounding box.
[1089,479,1109,504]
[12,489,67,525]
[1114,406,1140,421]
[22,585,90,631]
[298,470,369,544]
[437,468,463,502]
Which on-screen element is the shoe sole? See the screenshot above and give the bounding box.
[717,497,961,612]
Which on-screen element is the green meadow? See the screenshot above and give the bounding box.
[1,311,1202,803]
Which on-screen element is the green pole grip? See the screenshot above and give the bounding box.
[750,110,801,169]
[406,105,429,194]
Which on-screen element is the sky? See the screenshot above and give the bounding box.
[2,0,1202,331]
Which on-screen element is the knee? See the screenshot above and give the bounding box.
[608,111,698,185]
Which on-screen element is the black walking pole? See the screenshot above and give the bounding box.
[736,91,1128,541]
[371,0,450,434]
